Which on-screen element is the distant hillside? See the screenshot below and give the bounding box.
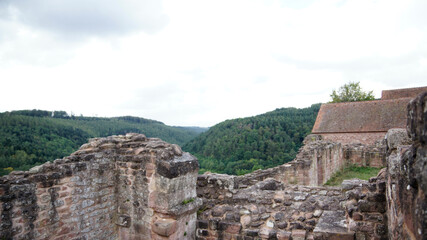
[0,110,206,174]
[183,104,321,175]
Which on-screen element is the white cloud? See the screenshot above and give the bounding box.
[0,0,426,127]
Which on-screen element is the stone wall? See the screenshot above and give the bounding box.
[0,133,201,240]
[342,173,388,240]
[385,92,427,239]
[196,171,392,240]
[319,132,386,145]
[196,175,346,240]
[343,143,386,168]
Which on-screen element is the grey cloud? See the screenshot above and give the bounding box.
[276,50,427,76]
[275,51,427,87]
[1,0,169,38]
[275,52,425,72]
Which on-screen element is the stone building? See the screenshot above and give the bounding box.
[312,86,427,145]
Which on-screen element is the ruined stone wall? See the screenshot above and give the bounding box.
[196,175,346,240]
[0,133,201,240]
[342,173,388,240]
[385,92,427,239]
[343,143,386,168]
[196,172,392,240]
[225,137,344,187]
[0,144,118,240]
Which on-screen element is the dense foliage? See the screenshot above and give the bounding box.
[183,104,321,175]
[0,110,206,175]
[330,81,375,103]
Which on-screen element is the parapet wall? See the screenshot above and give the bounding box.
[0,134,201,240]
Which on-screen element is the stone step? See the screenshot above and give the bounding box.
[313,210,355,240]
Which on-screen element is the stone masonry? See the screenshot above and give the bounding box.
[1,88,426,240]
[0,133,201,240]
[196,174,349,239]
[385,92,427,239]
[195,91,427,239]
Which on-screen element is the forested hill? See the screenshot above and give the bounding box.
[0,110,207,175]
[183,104,321,175]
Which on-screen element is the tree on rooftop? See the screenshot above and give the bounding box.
[330,81,375,103]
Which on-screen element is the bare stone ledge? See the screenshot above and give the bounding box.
[313,210,354,240]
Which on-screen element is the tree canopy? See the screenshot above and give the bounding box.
[0,110,206,175]
[183,104,321,175]
[330,82,375,103]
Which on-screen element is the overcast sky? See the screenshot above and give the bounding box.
[1,0,426,127]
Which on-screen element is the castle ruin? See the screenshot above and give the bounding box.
[0,87,426,240]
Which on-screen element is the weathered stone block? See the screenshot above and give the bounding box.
[152,218,177,237]
[259,227,277,239]
[156,153,199,179]
[277,230,291,240]
[385,128,411,151]
[292,229,306,240]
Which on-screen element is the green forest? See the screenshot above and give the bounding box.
[0,110,206,175]
[1,104,321,176]
[183,104,321,175]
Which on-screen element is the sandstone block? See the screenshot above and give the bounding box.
[156,153,199,179]
[152,218,177,237]
[385,128,411,151]
[292,229,306,240]
[259,227,277,239]
[277,230,292,240]
[240,215,251,228]
[313,210,323,218]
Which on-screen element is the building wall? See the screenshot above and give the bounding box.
[312,98,409,134]
[319,132,386,145]
[311,87,427,146]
